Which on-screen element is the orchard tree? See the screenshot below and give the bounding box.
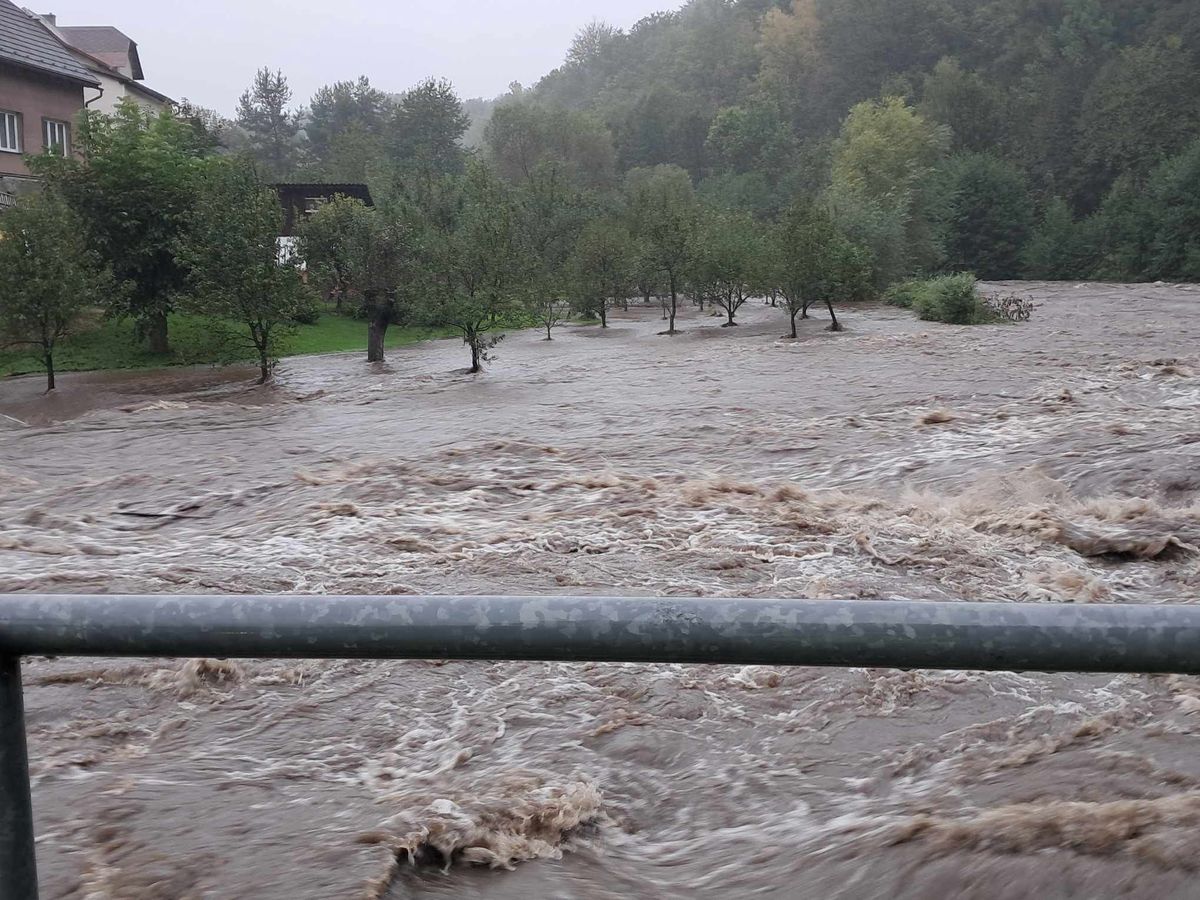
[690,208,762,327]
[420,163,524,372]
[297,196,416,362]
[771,201,870,337]
[354,214,418,363]
[569,218,634,327]
[236,68,301,179]
[296,194,370,311]
[625,165,698,335]
[30,101,205,354]
[0,191,116,391]
[178,160,307,383]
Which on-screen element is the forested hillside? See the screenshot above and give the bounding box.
[522,0,1200,282]
[188,0,1200,286]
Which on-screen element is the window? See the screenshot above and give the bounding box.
[43,119,69,157]
[0,111,20,153]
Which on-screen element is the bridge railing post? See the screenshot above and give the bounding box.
[0,653,37,900]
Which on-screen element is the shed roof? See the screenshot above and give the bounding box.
[0,1,99,85]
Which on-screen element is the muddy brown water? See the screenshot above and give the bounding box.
[2,282,1200,899]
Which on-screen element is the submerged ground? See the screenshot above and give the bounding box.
[2,283,1200,899]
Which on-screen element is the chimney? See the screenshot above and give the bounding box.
[42,13,56,25]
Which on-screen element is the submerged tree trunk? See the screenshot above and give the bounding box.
[147,311,169,355]
[544,322,553,341]
[599,305,608,328]
[789,308,798,339]
[825,299,841,332]
[44,348,55,392]
[726,306,738,326]
[366,293,394,363]
[469,336,482,373]
[667,278,678,334]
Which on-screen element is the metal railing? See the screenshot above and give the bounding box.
[3,594,1200,899]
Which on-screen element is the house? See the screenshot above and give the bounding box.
[273,183,375,237]
[42,17,172,115]
[272,182,374,266]
[0,0,98,196]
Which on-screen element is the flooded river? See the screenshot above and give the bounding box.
[2,283,1200,898]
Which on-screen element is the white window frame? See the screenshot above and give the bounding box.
[0,110,21,154]
[42,118,69,157]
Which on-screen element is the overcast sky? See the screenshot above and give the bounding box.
[40,0,669,113]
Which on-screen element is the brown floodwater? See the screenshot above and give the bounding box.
[2,283,1200,899]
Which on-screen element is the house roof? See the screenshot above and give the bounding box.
[56,25,142,79]
[56,24,141,79]
[0,1,99,85]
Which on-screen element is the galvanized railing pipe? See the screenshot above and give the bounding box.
[2,594,1200,899]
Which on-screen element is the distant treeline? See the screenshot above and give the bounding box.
[188,0,1200,286]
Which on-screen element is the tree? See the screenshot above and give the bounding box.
[0,191,116,391]
[390,77,471,177]
[236,68,301,179]
[932,153,1034,279]
[1142,138,1200,282]
[569,219,634,328]
[1074,43,1200,206]
[1021,197,1100,280]
[306,76,391,168]
[829,97,950,278]
[919,58,1003,153]
[30,101,204,354]
[704,98,794,177]
[419,163,524,372]
[178,160,307,383]
[297,194,369,312]
[771,200,870,337]
[485,102,616,189]
[625,165,698,335]
[353,214,418,363]
[690,208,762,327]
[297,195,415,362]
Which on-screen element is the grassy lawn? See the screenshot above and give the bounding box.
[0,313,456,377]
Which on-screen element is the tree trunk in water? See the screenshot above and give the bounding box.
[727,308,737,326]
[643,288,651,306]
[469,339,482,374]
[621,297,628,312]
[44,350,55,392]
[544,322,552,341]
[147,312,169,354]
[367,294,394,363]
[599,306,607,328]
[825,300,841,332]
[668,285,678,334]
[789,309,798,339]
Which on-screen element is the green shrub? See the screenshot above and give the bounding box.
[884,280,924,308]
[909,273,990,324]
[290,294,322,325]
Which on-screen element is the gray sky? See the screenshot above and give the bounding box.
[40,0,669,114]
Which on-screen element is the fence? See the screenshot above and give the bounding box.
[2,594,1199,899]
